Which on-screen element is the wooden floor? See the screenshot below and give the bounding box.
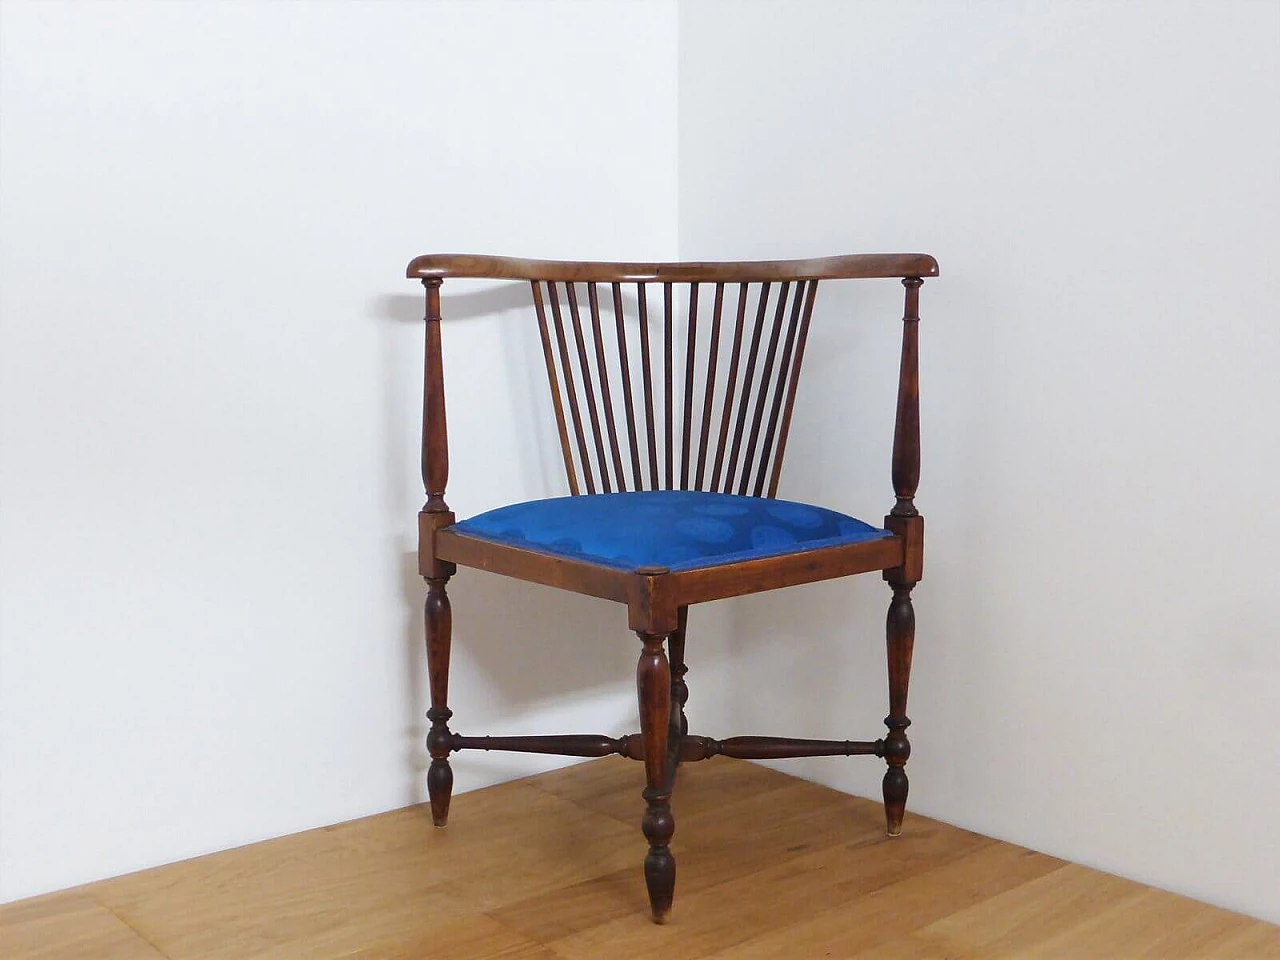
[4,758,1277,959]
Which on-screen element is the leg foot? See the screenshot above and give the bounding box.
[426,575,454,826]
[642,793,675,922]
[884,581,915,836]
[637,630,675,922]
[426,754,453,827]
[882,756,909,837]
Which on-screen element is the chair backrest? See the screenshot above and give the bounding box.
[406,254,938,511]
[532,277,817,498]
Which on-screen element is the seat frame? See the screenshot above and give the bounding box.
[408,253,936,923]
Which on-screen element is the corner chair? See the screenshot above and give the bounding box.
[406,252,937,923]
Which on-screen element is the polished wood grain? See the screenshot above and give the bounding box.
[636,631,676,922]
[725,281,770,494]
[709,284,747,490]
[693,284,722,489]
[883,582,915,836]
[406,252,940,282]
[449,732,645,760]
[682,735,883,761]
[882,277,924,838]
[434,528,633,605]
[662,282,675,489]
[419,279,448,515]
[767,279,818,497]
[532,281,580,496]
[587,282,627,488]
[443,731,885,764]
[890,278,923,521]
[753,280,809,497]
[668,605,689,740]
[424,574,454,827]
[419,272,458,832]
[7,759,1274,960]
[659,533,905,608]
[545,282,596,494]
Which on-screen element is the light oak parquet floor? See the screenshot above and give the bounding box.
[3,758,1276,959]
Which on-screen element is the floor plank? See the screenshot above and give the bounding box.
[3,757,1275,959]
[0,891,166,960]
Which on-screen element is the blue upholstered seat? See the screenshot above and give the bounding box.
[452,490,891,573]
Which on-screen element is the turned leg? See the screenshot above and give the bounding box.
[637,630,675,923]
[669,606,689,740]
[883,579,916,836]
[425,575,454,826]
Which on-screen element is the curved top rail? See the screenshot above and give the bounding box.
[405,253,939,283]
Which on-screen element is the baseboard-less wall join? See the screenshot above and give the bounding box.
[678,0,1280,925]
[3,0,1277,927]
[0,0,677,902]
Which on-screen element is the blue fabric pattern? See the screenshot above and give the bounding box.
[452,491,891,573]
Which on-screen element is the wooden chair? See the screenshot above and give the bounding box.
[406,253,937,923]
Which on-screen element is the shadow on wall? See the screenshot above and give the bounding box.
[377,284,532,325]
[396,550,636,791]
[397,548,634,722]
[722,575,886,738]
[377,283,570,503]
[376,283,638,799]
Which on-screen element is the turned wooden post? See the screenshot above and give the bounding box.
[882,277,924,837]
[422,280,449,515]
[425,576,453,825]
[420,278,457,826]
[669,606,689,740]
[637,630,675,923]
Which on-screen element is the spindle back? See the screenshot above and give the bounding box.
[533,278,817,498]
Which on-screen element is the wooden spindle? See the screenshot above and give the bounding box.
[663,282,674,489]
[883,276,924,836]
[753,280,808,496]
[883,582,915,835]
[892,278,923,517]
[680,282,699,490]
[738,281,791,495]
[448,733,643,759]
[695,283,725,489]
[724,282,771,493]
[425,574,454,826]
[566,283,612,492]
[612,282,644,488]
[637,282,659,489]
[588,282,627,490]
[547,283,595,494]
[710,283,750,492]
[421,279,449,514]
[766,280,819,497]
[421,278,455,826]
[691,735,883,760]
[669,605,689,740]
[532,282,580,496]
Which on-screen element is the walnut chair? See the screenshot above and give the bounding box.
[406,253,937,923]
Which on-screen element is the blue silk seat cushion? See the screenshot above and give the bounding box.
[451,490,891,573]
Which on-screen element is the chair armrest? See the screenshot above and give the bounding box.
[406,253,938,283]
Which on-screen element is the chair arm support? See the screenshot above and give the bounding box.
[890,279,924,520]
[420,278,449,515]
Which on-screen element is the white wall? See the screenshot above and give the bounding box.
[5,0,1277,926]
[679,0,1280,923]
[0,0,676,901]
